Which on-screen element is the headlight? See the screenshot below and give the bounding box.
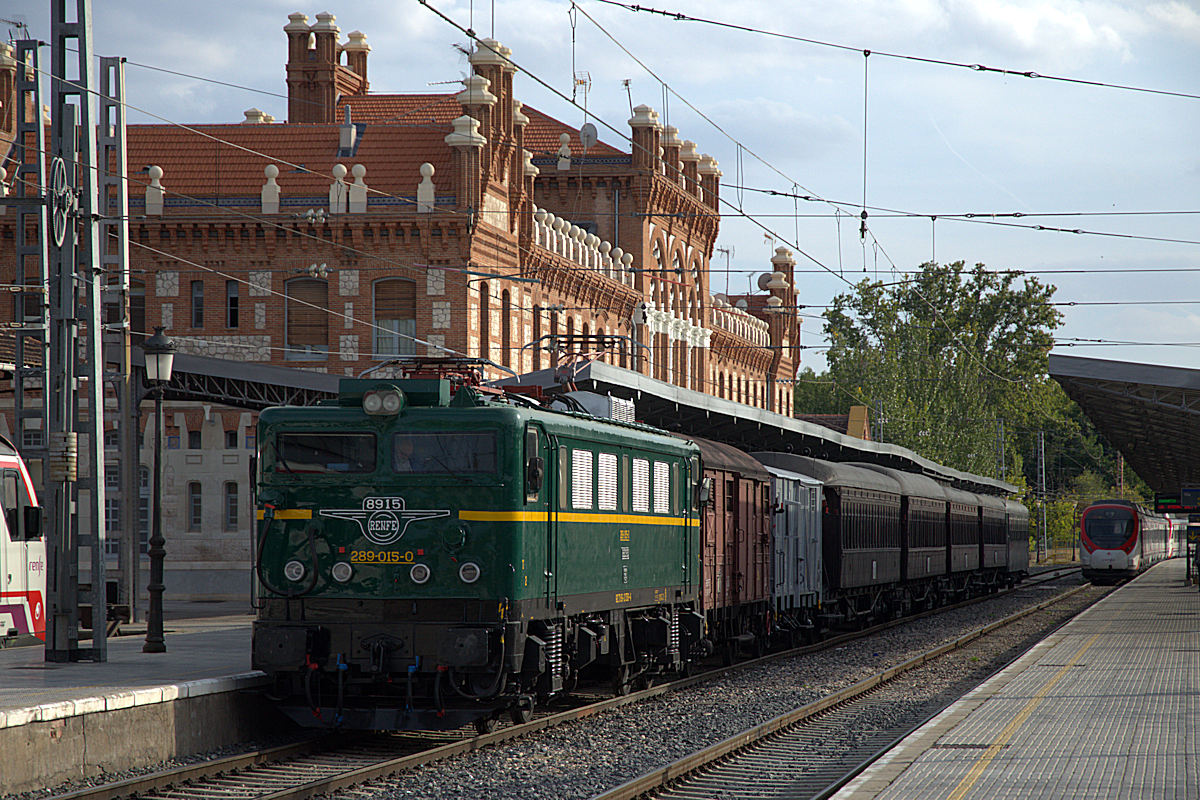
[284,560,306,582]
[410,563,431,584]
[331,561,353,583]
[363,388,404,415]
[459,561,481,584]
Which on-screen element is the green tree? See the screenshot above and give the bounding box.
[821,261,1063,478]
[792,366,841,414]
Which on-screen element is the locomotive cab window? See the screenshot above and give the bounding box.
[1083,506,1135,548]
[524,426,543,502]
[274,433,375,474]
[393,431,497,474]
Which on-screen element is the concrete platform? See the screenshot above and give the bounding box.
[836,558,1200,800]
[0,600,282,795]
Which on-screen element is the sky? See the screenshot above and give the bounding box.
[6,0,1199,373]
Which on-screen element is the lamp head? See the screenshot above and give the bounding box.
[142,326,176,384]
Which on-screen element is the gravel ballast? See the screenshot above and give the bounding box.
[344,576,1106,800]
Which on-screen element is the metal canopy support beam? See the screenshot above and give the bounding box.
[45,0,108,663]
[1050,354,1200,495]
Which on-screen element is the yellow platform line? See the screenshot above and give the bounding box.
[947,631,1102,800]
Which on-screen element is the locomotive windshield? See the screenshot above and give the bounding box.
[393,431,497,474]
[1083,506,1135,547]
[274,433,376,474]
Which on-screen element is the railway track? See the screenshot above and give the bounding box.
[597,572,1098,800]
[43,567,1083,800]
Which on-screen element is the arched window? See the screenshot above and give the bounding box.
[373,278,416,357]
[284,277,328,359]
[479,283,491,361]
[532,305,543,370]
[501,290,512,368]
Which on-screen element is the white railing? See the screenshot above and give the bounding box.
[532,207,635,288]
[710,297,770,348]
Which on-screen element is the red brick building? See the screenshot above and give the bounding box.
[0,14,801,597]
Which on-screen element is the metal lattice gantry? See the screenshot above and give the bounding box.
[135,351,341,410]
[1049,353,1200,495]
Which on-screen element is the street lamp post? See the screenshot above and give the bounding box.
[140,327,175,653]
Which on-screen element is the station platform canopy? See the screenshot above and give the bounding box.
[1049,353,1200,495]
[501,362,1016,496]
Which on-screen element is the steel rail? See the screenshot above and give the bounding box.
[593,578,1094,800]
[43,567,1081,800]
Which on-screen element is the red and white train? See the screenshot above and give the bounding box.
[0,434,44,646]
[1079,499,1174,584]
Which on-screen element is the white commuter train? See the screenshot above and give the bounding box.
[1079,499,1171,584]
[0,434,45,646]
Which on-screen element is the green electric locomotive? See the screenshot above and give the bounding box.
[252,373,704,731]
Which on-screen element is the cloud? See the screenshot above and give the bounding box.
[702,97,857,162]
[1146,1,1200,43]
[948,0,1133,66]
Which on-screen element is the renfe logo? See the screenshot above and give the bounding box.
[320,497,449,546]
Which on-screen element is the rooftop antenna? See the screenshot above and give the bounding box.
[574,71,592,117]
[0,17,31,39]
[622,79,633,116]
[716,246,734,295]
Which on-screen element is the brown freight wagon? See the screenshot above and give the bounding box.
[692,437,772,659]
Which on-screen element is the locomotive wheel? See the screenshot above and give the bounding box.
[474,716,499,735]
[721,643,735,666]
[510,696,534,725]
[612,665,633,696]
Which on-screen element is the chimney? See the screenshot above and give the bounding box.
[311,12,340,65]
[284,13,310,62]
[698,155,721,209]
[469,38,515,140]
[628,105,661,171]
[662,125,682,185]
[343,30,370,82]
[679,140,700,198]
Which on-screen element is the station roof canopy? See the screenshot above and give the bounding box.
[502,361,1016,496]
[1049,353,1200,495]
